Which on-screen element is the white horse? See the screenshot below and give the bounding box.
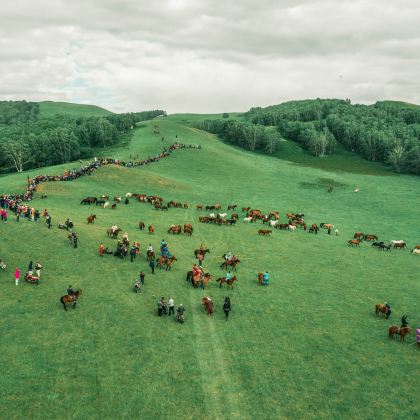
[125,192,132,198]
[103,201,109,209]
[411,248,420,255]
[209,213,216,219]
[218,213,227,219]
[335,229,339,236]
[243,217,252,223]
[288,225,296,232]
[390,240,405,245]
[269,220,278,227]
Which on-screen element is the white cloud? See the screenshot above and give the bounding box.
[0,0,419,112]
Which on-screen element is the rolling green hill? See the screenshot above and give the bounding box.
[38,101,112,118]
[0,118,419,419]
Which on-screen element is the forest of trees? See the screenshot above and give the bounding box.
[244,99,420,174]
[0,101,165,172]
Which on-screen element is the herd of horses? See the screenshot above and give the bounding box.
[349,234,419,253]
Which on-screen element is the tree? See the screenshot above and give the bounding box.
[1,139,31,172]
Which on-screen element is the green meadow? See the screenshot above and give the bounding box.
[0,116,419,419]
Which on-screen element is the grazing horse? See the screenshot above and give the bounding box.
[411,248,420,255]
[196,204,203,210]
[228,204,237,210]
[113,196,121,203]
[389,326,412,342]
[103,201,110,209]
[107,227,121,239]
[217,276,238,289]
[202,297,214,316]
[375,304,387,318]
[242,207,250,213]
[354,232,364,239]
[60,289,82,311]
[320,223,334,230]
[276,223,289,230]
[168,225,182,234]
[139,222,145,230]
[111,204,117,209]
[258,229,272,236]
[231,213,239,220]
[348,239,362,247]
[393,242,406,249]
[148,225,154,234]
[269,211,280,220]
[146,250,155,262]
[364,234,378,241]
[378,243,392,251]
[87,214,96,224]
[257,272,264,285]
[183,224,193,235]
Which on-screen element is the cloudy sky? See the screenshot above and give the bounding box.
[1,0,419,113]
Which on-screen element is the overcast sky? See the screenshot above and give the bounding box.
[0,0,419,113]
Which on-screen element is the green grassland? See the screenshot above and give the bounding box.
[38,101,112,119]
[0,119,419,419]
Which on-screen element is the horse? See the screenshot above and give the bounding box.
[80,197,96,205]
[269,211,280,220]
[231,213,239,220]
[411,248,420,255]
[320,223,334,230]
[107,227,121,239]
[269,220,278,227]
[139,222,145,230]
[168,225,182,234]
[194,248,210,258]
[202,297,214,316]
[87,214,96,224]
[393,242,406,249]
[113,196,121,203]
[389,326,412,342]
[242,207,250,213]
[348,239,362,247]
[196,204,203,211]
[372,241,384,248]
[157,255,177,271]
[276,223,289,230]
[148,225,154,234]
[146,250,155,261]
[353,232,364,239]
[228,204,237,210]
[100,195,109,200]
[96,199,105,206]
[111,204,117,209]
[258,229,272,236]
[378,243,391,251]
[103,201,109,209]
[288,225,296,232]
[221,256,240,271]
[217,276,238,289]
[375,304,387,318]
[257,272,264,285]
[60,289,82,311]
[183,224,193,235]
[364,234,378,241]
[183,203,189,209]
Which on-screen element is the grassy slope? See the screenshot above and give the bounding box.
[38,101,112,119]
[0,120,419,419]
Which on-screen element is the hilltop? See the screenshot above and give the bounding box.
[38,101,112,118]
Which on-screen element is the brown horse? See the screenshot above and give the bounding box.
[184,224,193,236]
[242,207,250,213]
[194,248,210,257]
[60,289,82,311]
[257,272,264,285]
[375,304,387,318]
[139,221,145,230]
[146,250,155,262]
[148,225,154,234]
[364,234,378,241]
[202,297,214,315]
[157,255,177,270]
[393,242,406,249]
[389,326,412,342]
[354,232,364,239]
[348,239,362,247]
[217,276,238,289]
[196,204,203,210]
[269,211,280,220]
[168,225,182,234]
[107,227,121,239]
[258,229,272,236]
[221,256,241,271]
[183,203,189,209]
[87,214,96,224]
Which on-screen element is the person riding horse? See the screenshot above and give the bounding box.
[220,251,234,268]
[147,244,154,253]
[401,315,409,328]
[67,285,76,301]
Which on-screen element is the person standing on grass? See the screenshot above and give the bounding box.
[223,297,231,320]
[35,262,42,278]
[149,256,155,274]
[139,271,145,285]
[14,267,20,286]
[28,260,33,275]
[157,298,163,317]
[168,297,175,316]
[130,245,136,262]
[46,215,52,229]
[99,243,104,257]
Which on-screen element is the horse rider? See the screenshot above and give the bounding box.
[220,251,233,268]
[225,271,232,283]
[111,224,118,235]
[177,303,185,323]
[223,297,231,320]
[192,263,200,279]
[401,315,409,328]
[123,232,129,242]
[263,271,269,286]
[384,302,391,320]
[67,285,76,301]
[147,243,153,253]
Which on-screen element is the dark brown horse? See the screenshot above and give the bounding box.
[221,256,241,271]
[87,214,96,224]
[60,289,82,311]
[354,232,364,239]
[184,224,193,236]
[139,221,145,230]
[146,250,155,262]
[389,326,412,342]
[348,239,362,247]
[217,276,238,289]
[257,272,264,285]
[168,225,182,234]
[148,225,154,234]
[202,297,214,315]
[194,248,210,258]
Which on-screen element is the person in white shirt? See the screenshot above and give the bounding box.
[168,297,175,316]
